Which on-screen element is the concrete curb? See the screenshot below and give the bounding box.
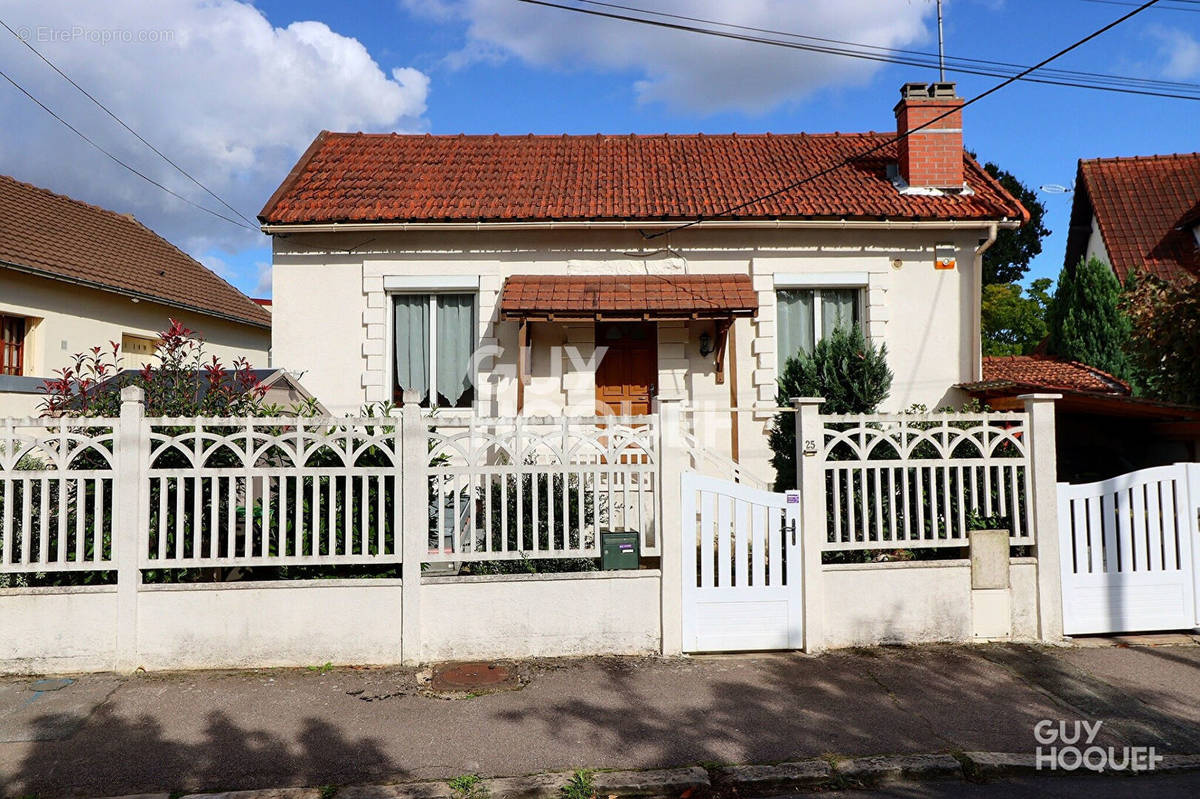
[100,751,1200,799]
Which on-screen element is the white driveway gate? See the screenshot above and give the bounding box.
[1058,463,1200,635]
[680,473,802,652]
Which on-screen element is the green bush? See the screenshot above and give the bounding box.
[768,325,892,491]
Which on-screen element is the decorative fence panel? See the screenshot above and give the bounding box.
[143,417,404,570]
[425,415,659,562]
[0,418,116,572]
[820,413,1032,551]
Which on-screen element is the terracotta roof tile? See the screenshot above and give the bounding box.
[963,355,1130,395]
[499,274,757,318]
[1068,153,1200,283]
[0,174,270,328]
[260,132,1027,225]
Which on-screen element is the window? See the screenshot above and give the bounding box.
[392,293,476,408]
[776,288,861,371]
[1,314,26,376]
[121,333,158,370]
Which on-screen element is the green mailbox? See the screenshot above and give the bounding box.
[601,530,639,570]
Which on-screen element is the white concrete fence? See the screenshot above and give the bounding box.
[1,390,1065,673]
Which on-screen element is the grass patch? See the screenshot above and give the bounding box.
[448,773,488,799]
[561,769,596,799]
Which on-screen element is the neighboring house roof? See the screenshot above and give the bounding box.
[498,274,758,320]
[259,132,1028,226]
[1065,153,1200,283]
[0,174,271,329]
[958,355,1200,421]
[963,355,1131,396]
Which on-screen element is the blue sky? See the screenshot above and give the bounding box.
[2,1,1197,297]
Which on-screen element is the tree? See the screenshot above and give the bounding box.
[1046,256,1131,379]
[981,278,1052,356]
[979,160,1051,286]
[1122,274,1200,405]
[768,326,893,491]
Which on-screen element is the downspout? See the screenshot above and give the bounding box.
[971,223,999,381]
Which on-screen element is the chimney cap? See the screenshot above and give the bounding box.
[899,81,959,100]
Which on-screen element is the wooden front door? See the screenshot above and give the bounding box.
[595,322,657,416]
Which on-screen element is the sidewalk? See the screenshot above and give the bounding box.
[2,641,1199,798]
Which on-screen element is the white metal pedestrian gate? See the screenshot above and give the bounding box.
[681,473,802,652]
[1058,464,1200,635]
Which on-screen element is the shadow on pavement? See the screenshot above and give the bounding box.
[5,705,396,798]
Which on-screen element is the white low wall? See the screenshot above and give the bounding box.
[0,585,118,673]
[0,572,662,673]
[136,579,405,670]
[821,557,1040,649]
[0,580,405,673]
[421,570,662,661]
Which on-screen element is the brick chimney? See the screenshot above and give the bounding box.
[894,82,964,190]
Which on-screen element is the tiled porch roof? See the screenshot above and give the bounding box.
[498,274,758,320]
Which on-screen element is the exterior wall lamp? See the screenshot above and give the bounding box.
[698,331,714,357]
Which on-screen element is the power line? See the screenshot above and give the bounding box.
[573,0,1200,93]
[526,0,1200,99]
[0,17,259,229]
[0,65,255,230]
[1076,0,1200,11]
[514,0,1168,238]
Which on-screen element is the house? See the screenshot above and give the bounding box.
[1064,152,1200,284]
[959,354,1200,481]
[260,82,1028,479]
[0,174,272,416]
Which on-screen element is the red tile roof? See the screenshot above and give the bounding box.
[962,355,1130,395]
[259,132,1028,226]
[0,175,270,328]
[1067,153,1200,283]
[499,274,758,319]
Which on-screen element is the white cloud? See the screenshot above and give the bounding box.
[1148,26,1200,79]
[0,0,429,258]
[402,0,933,113]
[253,260,273,298]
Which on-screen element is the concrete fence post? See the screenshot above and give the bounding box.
[655,397,685,656]
[1021,393,1063,642]
[400,391,425,664]
[114,386,145,671]
[792,397,826,653]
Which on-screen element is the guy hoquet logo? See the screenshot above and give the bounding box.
[1034,720,1163,772]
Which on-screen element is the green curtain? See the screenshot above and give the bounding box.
[821,289,858,339]
[436,294,475,406]
[776,289,815,372]
[394,295,430,403]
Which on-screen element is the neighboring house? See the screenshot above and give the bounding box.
[960,355,1200,481]
[260,82,1028,478]
[75,368,324,414]
[1064,152,1200,284]
[0,174,272,417]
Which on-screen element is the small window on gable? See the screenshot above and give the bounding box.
[392,293,477,409]
[121,333,158,370]
[776,288,862,373]
[1,314,27,376]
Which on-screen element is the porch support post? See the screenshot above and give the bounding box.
[656,396,685,656]
[792,397,826,653]
[115,386,146,671]
[1021,393,1063,642]
[400,391,426,664]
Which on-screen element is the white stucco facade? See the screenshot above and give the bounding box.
[0,270,271,416]
[271,224,995,479]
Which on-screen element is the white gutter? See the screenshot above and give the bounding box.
[973,222,1000,256]
[261,218,1022,235]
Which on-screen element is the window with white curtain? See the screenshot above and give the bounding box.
[392,293,476,408]
[776,288,861,372]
